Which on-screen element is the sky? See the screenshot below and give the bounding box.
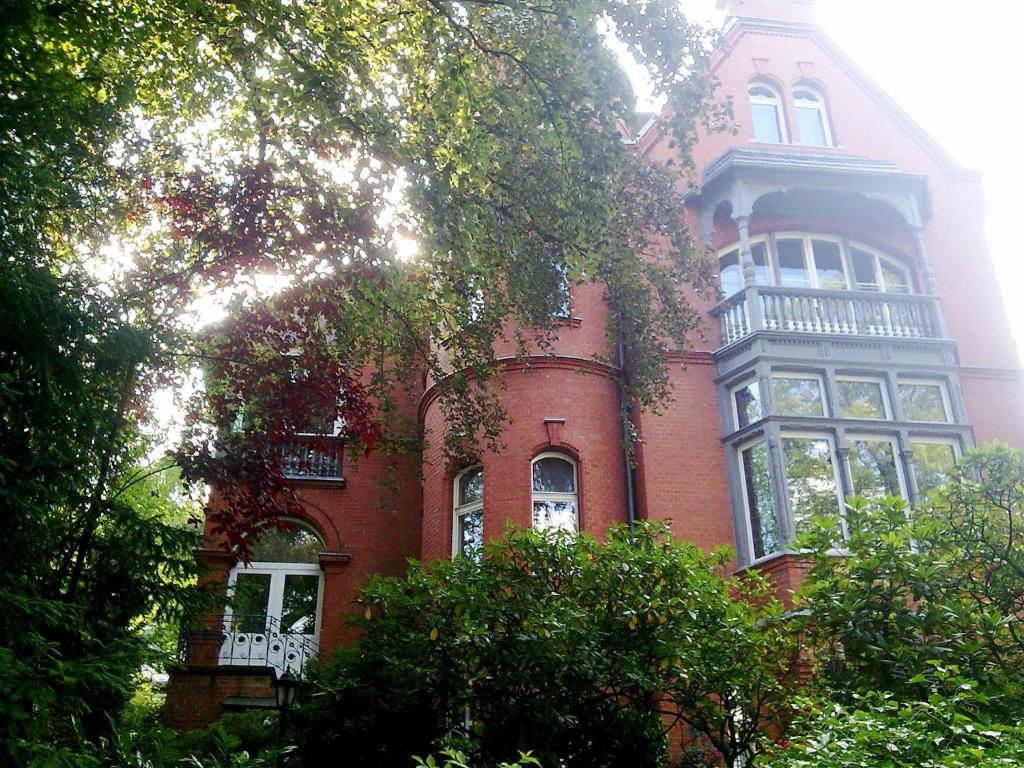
[646,0,1024,359]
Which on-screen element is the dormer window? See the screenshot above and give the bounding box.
[793,86,833,147]
[748,83,787,144]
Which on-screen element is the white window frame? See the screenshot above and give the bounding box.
[793,85,833,147]
[748,82,788,144]
[835,375,891,421]
[897,378,953,423]
[779,430,847,541]
[845,433,909,501]
[531,452,579,533]
[771,371,829,418]
[737,437,782,564]
[222,523,325,675]
[452,465,484,558]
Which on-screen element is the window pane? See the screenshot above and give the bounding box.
[772,376,825,417]
[796,106,827,146]
[751,242,771,285]
[457,508,484,559]
[741,443,779,559]
[231,573,272,633]
[251,526,323,564]
[899,382,949,422]
[532,457,575,493]
[837,379,887,420]
[849,438,902,498]
[720,250,742,296]
[850,249,880,291]
[734,381,763,429]
[777,239,811,288]
[281,574,320,634]
[459,467,483,505]
[751,103,783,143]
[812,240,845,288]
[532,501,577,532]
[782,437,840,537]
[911,442,957,497]
[881,261,910,293]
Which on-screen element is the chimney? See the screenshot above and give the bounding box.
[716,0,816,25]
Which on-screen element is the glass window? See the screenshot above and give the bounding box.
[740,442,780,560]
[848,437,904,499]
[781,435,842,537]
[733,379,763,429]
[223,521,324,675]
[749,84,786,144]
[812,239,846,289]
[532,454,578,533]
[751,241,771,284]
[850,248,880,291]
[453,466,484,559]
[911,440,959,497]
[793,87,832,147]
[777,238,811,288]
[719,249,742,296]
[772,374,826,417]
[836,377,888,420]
[880,260,910,294]
[898,380,951,423]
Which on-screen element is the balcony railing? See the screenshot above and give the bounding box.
[278,438,343,480]
[177,613,320,677]
[711,286,945,347]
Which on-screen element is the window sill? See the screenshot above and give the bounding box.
[283,476,347,489]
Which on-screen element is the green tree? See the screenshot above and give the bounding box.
[300,524,796,768]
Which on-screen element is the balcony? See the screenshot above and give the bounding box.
[277,438,344,480]
[178,613,320,677]
[711,286,944,347]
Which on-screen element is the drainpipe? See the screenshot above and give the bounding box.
[616,319,638,533]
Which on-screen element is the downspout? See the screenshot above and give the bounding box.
[616,318,637,533]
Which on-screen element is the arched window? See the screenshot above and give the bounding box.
[222,522,324,675]
[531,453,579,532]
[793,86,833,147]
[453,465,484,559]
[748,82,787,144]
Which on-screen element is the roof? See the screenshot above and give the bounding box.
[701,147,904,186]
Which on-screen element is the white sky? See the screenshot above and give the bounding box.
[659,0,1024,361]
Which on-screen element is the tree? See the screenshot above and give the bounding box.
[299,524,796,768]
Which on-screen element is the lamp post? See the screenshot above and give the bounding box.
[275,670,300,767]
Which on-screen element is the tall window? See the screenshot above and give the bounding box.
[453,465,484,559]
[531,453,578,532]
[739,440,780,560]
[748,83,787,144]
[793,86,833,146]
[222,523,324,675]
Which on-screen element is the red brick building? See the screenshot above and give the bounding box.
[164,0,1024,729]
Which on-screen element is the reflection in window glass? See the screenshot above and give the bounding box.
[849,438,903,498]
[454,466,484,559]
[837,379,887,420]
[911,441,958,497]
[899,381,950,422]
[720,250,742,296]
[281,574,319,634]
[881,261,910,293]
[734,380,763,429]
[532,455,578,533]
[777,239,810,288]
[772,375,825,417]
[782,437,841,537]
[741,442,779,559]
[812,240,846,289]
[230,573,272,633]
[250,525,324,564]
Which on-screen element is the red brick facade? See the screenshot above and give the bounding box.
[164,0,1024,731]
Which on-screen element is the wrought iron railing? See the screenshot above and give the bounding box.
[177,614,320,676]
[711,286,945,347]
[278,438,343,480]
